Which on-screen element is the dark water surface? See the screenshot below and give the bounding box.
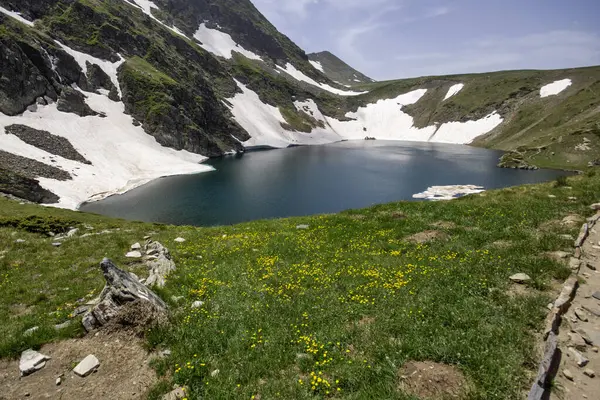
[81,141,570,226]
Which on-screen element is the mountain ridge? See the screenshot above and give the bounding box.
[0,0,598,207]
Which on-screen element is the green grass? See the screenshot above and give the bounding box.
[2,172,599,399]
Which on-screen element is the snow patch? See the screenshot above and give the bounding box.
[193,23,262,60]
[0,91,211,210]
[309,60,325,73]
[443,83,464,100]
[124,0,187,37]
[0,5,34,26]
[327,90,437,141]
[431,112,503,144]
[224,81,342,148]
[276,63,366,96]
[55,41,124,95]
[413,185,485,201]
[540,79,572,98]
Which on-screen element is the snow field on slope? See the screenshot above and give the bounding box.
[309,60,325,73]
[276,63,366,96]
[444,83,464,100]
[193,23,262,60]
[0,41,211,209]
[0,6,34,26]
[540,79,572,98]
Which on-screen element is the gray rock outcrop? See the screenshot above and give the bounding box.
[56,87,99,117]
[145,241,177,288]
[82,258,167,332]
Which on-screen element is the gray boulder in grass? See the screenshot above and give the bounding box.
[82,258,167,332]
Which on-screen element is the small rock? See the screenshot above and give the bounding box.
[590,203,600,211]
[563,368,574,380]
[174,237,186,243]
[15,239,26,244]
[569,258,581,270]
[575,308,589,322]
[24,326,39,336]
[509,273,531,284]
[162,386,186,400]
[548,195,557,198]
[66,228,78,237]
[569,332,588,351]
[73,355,100,377]
[593,347,599,353]
[171,296,183,303]
[131,243,142,250]
[147,249,159,256]
[56,377,61,386]
[125,251,142,258]
[211,369,220,377]
[54,321,71,330]
[191,301,204,308]
[588,262,597,271]
[160,349,172,358]
[143,236,151,240]
[593,291,600,301]
[52,242,62,247]
[584,368,596,378]
[19,349,50,376]
[296,224,309,230]
[569,347,589,367]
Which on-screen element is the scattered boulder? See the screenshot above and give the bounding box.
[568,332,588,351]
[296,224,309,230]
[563,369,574,381]
[82,258,168,332]
[67,228,79,237]
[145,241,176,288]
[584,369,596,378]
[174,237,186,243]
[56,87,99,117]
[574,308,589,322]
[15,239,26,244]
[131,242,142,250]
[191,300,204,308]
[592,291,600,301]
[126,251,142,258]
[73,354,100,377]
[590,203,600,211]
[52,242,62,247]
[568,347,589,367]
[19,349,50,376]
[510,273,532,284]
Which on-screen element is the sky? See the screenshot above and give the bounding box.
[250,0,600,80]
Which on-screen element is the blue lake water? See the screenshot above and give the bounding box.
[80,141,570,226]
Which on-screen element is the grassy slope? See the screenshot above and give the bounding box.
[2,172,599,399]
[351,67,600,170]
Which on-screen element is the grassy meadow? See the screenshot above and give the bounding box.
[1,171,599,399]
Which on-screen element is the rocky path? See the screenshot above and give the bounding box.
[548,207,600,399]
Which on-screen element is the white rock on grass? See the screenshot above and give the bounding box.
[20,349,50,376]
[591,203,600,211]
[131,242,142,250]
[174,237,186,243]
[191,301,204,308]
[67,228,79,237]
[125,251,142,258]
[24,326,39,336]
[509,273,532,284]
[73,354,100,377]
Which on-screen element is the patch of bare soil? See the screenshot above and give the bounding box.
[0,332,156,400]
[431,221,457,230]
[398,361,469,399]
[406,230,448,244]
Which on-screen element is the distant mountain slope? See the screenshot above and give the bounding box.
[0,0,598,207]
[308,51,375,85]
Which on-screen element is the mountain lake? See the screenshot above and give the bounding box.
[80,141,572,226]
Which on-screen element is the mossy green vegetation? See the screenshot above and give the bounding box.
[2,172,599,398]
